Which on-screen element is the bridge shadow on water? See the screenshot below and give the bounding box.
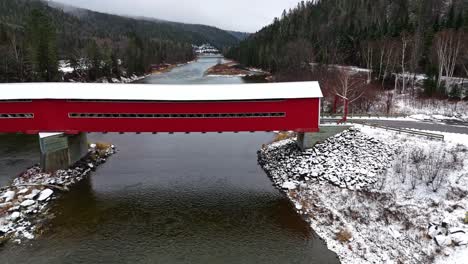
[0,132,340,264]
[0,134,39,186]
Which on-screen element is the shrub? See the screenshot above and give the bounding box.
[336,228,352,243]
[410,147,427,165]
[409,170,418,190]
[425,152,447,192]
[376,169,389,190]
[395,154,408,184]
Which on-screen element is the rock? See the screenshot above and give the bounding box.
[24,189,40,200]
[434,235,452,247]
[9,212,20,221]
[89,143,97,148]
[17,188,29,195]
[428,223,448,238]
[0,225,10,234]
[0,202,12,209]
[2,191,16,202]
[282,181,297,190]
[295,202,303,210]
[22,231,34,240]
[20,200,35,207]
[37,189,54,202]
[8,206,20,212]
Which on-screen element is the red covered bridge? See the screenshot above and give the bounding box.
[0,82,322,134]
[0,82,323,171]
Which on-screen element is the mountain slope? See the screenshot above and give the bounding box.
[227,30,251,41]
[0,0,242,82]
[0,0,239,49]
[45,0,239,49]
[227,0,468,76]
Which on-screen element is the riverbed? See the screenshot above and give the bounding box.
[0,57,339,263]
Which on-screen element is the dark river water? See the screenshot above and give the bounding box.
[0,57,339,264]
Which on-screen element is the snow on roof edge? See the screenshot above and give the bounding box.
[0,82,323,101]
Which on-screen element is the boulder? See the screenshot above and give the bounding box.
[428,223,448,238]
[282,181,297,190]
[9,212,20,221]
[20,200,35,207]
[24,189,40,200]
[17,188,29,195]
[37,189,54,202]
[2,191,16,202]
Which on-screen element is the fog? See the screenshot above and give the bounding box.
[52,0,304,32]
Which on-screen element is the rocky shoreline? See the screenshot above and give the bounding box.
[205,61,270,79]
[258,128,468,264]
[0,144,115,244]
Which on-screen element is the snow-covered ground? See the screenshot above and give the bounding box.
[59,59,148,83]
[395,96,468,122]
[259,127,468,264]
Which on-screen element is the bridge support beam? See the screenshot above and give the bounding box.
[296,132,317,151]
[40,133,88,172]
[297,126,352,151]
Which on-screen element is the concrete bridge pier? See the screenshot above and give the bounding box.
[297,126,352,151]
[39,133,88,172]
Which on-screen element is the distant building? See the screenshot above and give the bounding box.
[193,44,220,55]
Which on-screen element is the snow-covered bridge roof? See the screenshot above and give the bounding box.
[0,82,322,101]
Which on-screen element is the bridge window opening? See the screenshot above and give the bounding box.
[0,100,32,103]
[0,113,34,118]
[68,112,286,119]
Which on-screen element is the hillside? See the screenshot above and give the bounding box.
[227,0,468,86]
[0,0,239,49]
[226,30,251,41]
[0,0,240,82]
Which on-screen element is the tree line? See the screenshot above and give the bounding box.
[0,10,195,82]
[226,0,468,99]
[0,0,244,82]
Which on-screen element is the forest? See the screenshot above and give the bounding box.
[226,0,468,104]
[0,0,239,82]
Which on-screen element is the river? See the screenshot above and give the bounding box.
[0,57,339,264]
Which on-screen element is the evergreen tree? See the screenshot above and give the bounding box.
[26,9,58,81]
[85,40,102,81]
[449,84,462,99]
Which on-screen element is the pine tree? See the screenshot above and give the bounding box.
[26,9,58,81]
[85,40,102,81]
[449,84,462,99]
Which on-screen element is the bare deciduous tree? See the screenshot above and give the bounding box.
[332,68,367,104]
[435,29,464,90]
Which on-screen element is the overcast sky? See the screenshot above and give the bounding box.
[52,0,303,32]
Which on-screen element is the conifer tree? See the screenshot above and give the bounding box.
[26,9,58,81]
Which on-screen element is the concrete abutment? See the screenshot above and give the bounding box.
[40,133,88,172]
[297,126,352,151]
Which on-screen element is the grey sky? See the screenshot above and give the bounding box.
[52,0,303,32]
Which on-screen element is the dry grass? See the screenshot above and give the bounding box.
[95,142,112,151]
[273,132,295,143]
[335,228,353,243]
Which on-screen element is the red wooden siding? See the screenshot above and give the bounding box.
[0,98,320,134]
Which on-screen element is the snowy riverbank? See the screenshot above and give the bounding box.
[0,144,115,244]
[259,127,468,264]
